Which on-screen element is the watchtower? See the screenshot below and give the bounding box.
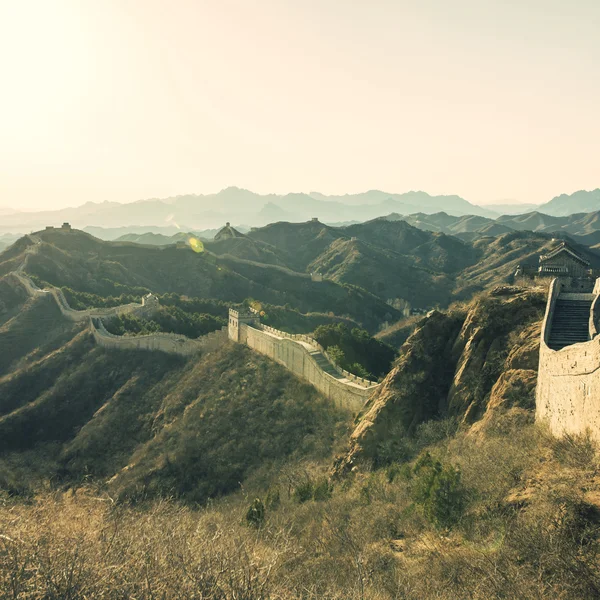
[228,308,260,342]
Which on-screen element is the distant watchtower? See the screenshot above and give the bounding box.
[228,308,260,342]
[61,222,72,232]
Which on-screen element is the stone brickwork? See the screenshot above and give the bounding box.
[91,318,227,357]
[536,277,600,442]
[229,309,379,412]
[10,270,159,322]
[10,264,226,357]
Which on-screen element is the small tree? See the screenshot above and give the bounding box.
[245,498,265,528]
[349,362,371,379]
[410,452,466,529]
[327,345,345,367]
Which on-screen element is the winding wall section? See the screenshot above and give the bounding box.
[91,318,227,356]
[229,309,379,412]
[8,268,226,357]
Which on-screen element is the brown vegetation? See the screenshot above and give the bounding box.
[2,422,600,599]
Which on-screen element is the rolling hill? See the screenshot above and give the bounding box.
[0,227,400,332]
[5,216,598,321]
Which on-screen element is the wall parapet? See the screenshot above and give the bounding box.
[91,318,227,356]
[536,276,600,442]
[228,308,380,411]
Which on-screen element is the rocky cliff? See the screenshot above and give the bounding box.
[334,286,546,474]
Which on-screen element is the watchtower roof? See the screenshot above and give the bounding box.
[540,242,590,267]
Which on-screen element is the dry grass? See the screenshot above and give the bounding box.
[2,422,600,599]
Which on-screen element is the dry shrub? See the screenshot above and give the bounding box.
[2,419,600,599]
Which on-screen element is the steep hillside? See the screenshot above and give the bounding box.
[307,238,455,307]
[344,218,478,273]
[247,220,342,270]
[205,235,286,266]
[335,285,545,473]
[453,232,565,297]
[0,286,349,500]
[1,229,398,332]
[113,231,194,245]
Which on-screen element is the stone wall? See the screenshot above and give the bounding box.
[91,318,227,357]
[259,324,377,388]
[228,310,379,412]
[536,277,600,442]
[11,266,228,357]
[240,324,375,412]
[11,270,159,322]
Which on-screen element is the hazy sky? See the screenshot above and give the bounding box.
[1,0,599,211]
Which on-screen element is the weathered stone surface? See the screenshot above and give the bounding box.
[536,280,600,443]
[334,290,546,476]
[333,310,463,475]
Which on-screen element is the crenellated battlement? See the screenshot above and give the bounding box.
[91,318,227,356]
[227,308,379,411]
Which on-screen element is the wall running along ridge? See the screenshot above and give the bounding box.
[228,309,379,412]
[91,318,227,356]
[8,269,227,357]
[9,271,157,322]
[536,277,600,442]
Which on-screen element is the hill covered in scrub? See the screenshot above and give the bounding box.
[0,228,399,332]
[4,219,595,325]
[0,286,347,501]
[4,222,600,598]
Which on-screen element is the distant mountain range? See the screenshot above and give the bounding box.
[0,188,498,234]
[2,187,600,236]
[389,209,600,247]
[96,208,600,251]
[537,189,600,216]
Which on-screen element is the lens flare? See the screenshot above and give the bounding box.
[188,236,204,253]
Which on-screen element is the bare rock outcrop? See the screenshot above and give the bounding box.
[333,288,546,476]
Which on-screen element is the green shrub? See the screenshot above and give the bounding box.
[245,497,265,528]
[265,488,280,510]
[293,480,314,504]
[410,452,466,529]
[313,478,332,501]
[327,345,345,366]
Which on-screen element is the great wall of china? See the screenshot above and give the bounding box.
[228,310,379,412]
[14,233,600,426]
[6,243,378,410]
[537,277,600,443]
[90,317,227,356]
